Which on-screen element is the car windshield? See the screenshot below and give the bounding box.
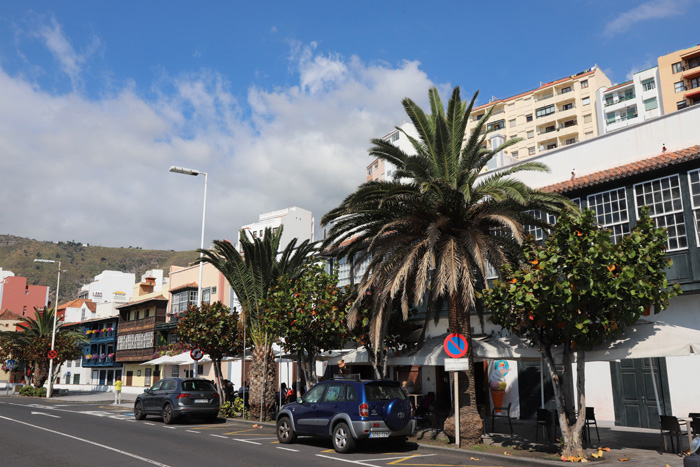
[182,380,216,392]
[365,383,406,401]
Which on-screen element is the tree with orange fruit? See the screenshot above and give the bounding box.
[483,208,681,459]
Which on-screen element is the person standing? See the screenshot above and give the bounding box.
[114,377,123,404]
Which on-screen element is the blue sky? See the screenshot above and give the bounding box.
[1,1,699,250]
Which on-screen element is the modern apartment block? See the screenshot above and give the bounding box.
[596,67,663,134]
[658,44,700,113]
[366,122,419,182]
[238,206,314,251]
[465,66,611,161]
[78,270,135,303]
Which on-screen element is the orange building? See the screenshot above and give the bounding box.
[658,44,700,114]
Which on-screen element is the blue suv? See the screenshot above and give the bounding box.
[276,376,415,453]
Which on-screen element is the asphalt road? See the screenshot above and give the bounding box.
[0,396,517,467]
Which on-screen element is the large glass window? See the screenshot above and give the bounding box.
[171,290,198,314]
[688,169,700,246]
[634,175,687,251]
[535,105,555,118]
[487,119,505,131]
[675,81,685,93]
[642,79,656,91]
[587,188,630,244]
[644,98,658,111]
[523,210,556,241]
[672,62,683,73]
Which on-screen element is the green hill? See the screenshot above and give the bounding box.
[0,235,199,306]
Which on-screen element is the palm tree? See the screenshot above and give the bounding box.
[322,86,572,443]
[197,226,316,420]
[0,307,86,388]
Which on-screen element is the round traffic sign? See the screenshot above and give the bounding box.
[443,333,468,358]
[48,350,58,360]
[190,347,203,361]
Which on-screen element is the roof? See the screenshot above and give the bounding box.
[540,145,700,194]
[0,309,23,321]
[169,282,198,293]
[57,298,96,312]
[604,80,633,93]
[116,294,168,310]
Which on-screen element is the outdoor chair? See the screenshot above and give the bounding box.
[491,402,513,435]
[660,415,687,454]
[584,407,600,444]
[535,408,553,443]
[691,417,700,438]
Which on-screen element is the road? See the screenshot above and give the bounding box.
[0,396,518,467]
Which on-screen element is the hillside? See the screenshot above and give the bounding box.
[0,235,199,305]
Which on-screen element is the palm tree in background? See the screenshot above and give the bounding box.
[197,226,316,420]
[322,86,573,443]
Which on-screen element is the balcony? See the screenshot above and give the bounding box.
[82,356,117,367]
[118,315,165,333]
[604,94,635,107]
[115,348,156,362]
[86,330,116,341]
[536,126,556,136]
[606,112,638,126]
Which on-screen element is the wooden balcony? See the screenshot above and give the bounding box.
[115,348,156,362]
[118,316,165,333]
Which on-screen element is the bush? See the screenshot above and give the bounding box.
[18,386,47,397]
[233,397,249,419]
[219,401,236,418]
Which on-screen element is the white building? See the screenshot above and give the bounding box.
[78,270,136,303]
[0,268,14,281]
[238,206,314,251]
[596,66,663,134]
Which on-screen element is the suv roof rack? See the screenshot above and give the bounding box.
[331,374,361,381]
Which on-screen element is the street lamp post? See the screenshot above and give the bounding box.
[169,165,208,378]
[34,258,62,399]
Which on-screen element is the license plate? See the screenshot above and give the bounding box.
[194,399,208,403]
[369,432,390,438]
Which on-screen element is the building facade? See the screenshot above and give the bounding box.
[596,67,663,134]
[0,275,49,317]
[658,44,700,114]
[78,270,136,303]
[238,206,314,252]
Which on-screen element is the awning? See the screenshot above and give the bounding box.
[328,348,371,365]
[140,352,211,365]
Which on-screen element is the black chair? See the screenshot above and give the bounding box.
[691,417,700,438]
[660,415,686,454]
[535,408,553,443]
[491,402,513,435]
[584,407,600,444]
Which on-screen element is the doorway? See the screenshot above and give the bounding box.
[610,358,670,429]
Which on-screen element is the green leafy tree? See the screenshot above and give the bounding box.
[197,226,316,420]
[482,209,681,458]
[0,307,86,388]
[176,301,242,400]
[264,262,354,388]
[322,86,571,443]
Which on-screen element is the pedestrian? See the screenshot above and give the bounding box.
[280,382,288,405]
[114,377,123,404]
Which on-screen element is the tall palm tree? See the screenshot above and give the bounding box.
[197,226,316,420]
[322,86,572,443]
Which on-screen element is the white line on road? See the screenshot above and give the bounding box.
[316,454,381,467]
[234,439,262,445]
[144,422,155,426]
[276,447,299,452]
[163,426,176,429]
[31,411,61,418]
[210,434,228,439]
[0,415,171,466]
[186,430,200,433]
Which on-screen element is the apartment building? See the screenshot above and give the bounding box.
[366,122,419,182]
[658,44,700,114]
[465,67,611,161]
[596,67,663,134]
[238,206,314,251]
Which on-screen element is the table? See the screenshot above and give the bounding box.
[677,417,694,451]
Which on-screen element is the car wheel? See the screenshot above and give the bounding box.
[332,422,355,454]
[162,403,176,425]
[276,417,296,444]
[134,401,146,420]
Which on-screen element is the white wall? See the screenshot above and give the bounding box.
[238,206,314,251]
[80,270,136,303]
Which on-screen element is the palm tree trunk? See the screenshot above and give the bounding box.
[443,292,483,444]
[248,343,277,421]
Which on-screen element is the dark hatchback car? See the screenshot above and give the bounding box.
[276,376,415,453]
[134,377,220,424]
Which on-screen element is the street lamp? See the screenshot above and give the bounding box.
[34,258,62,399]
[169,165,208,378]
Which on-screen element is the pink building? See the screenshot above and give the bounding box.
[0,276,49,317]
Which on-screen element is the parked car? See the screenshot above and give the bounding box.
[276,376,415,453]
[134,377,219,424]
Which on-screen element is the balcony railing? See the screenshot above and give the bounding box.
[606,112,638,125]
[115,348,156,362]
[82,356,116,367]
[118,316,165,333]
[604,94,636,107]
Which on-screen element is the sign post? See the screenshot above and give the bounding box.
[443,334,469,448]
[190,347,203,378]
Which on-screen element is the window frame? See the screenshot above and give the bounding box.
[687,169,700,247]
[633,174,687,252]
[587,187,631,244]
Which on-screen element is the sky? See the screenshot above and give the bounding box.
[1,0,699,251]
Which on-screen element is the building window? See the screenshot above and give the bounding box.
[583,114,592,123]
[606,112,616,125]
[688,169,700,246]
[509,119,517,127]
[565,138,577,145]
[535,104,555,118]
[587,188,630,244]
[634,175,687,251]
[582,97,590,106]
[389,132,399,143]
[546,142,557,150]
[644,97,658,111]
[528,147,536,155]
[581,80,589,88]
[527,130,534,139]
[677,100,688,110]
[202,287,211,304]
[67,360,72,367]
[672,62,683,73]
[561,86,571,94]
[675,81,685,93]
[172,290,197,314]
[585,131,594,140]
[73,374,80,384]
[523,210,557,241]
[526,114,533,122]
[81,310,86,321]
[511,151,518,158]
[487,119,505,131]
[562,102,573,111]
[642,79,656,91]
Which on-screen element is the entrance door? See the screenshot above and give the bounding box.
[126,371,133,386]
[610,358,670,429]
[518,360,558,420]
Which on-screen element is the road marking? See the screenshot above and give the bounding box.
[210,434,228,439]
[316,454,381,467]
[387,454,491,466]
[125,420,136,422]
[31,411,61,418]
[367,455,435,462]
[144,422,155,426]
[0,415,171,466]
[186,430,200,433]
[163,426,176,429]
[234,439,262,445]
[276,447,299,452]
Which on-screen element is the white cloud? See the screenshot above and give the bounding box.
[0,37,436,250]
[603,0,689,37]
